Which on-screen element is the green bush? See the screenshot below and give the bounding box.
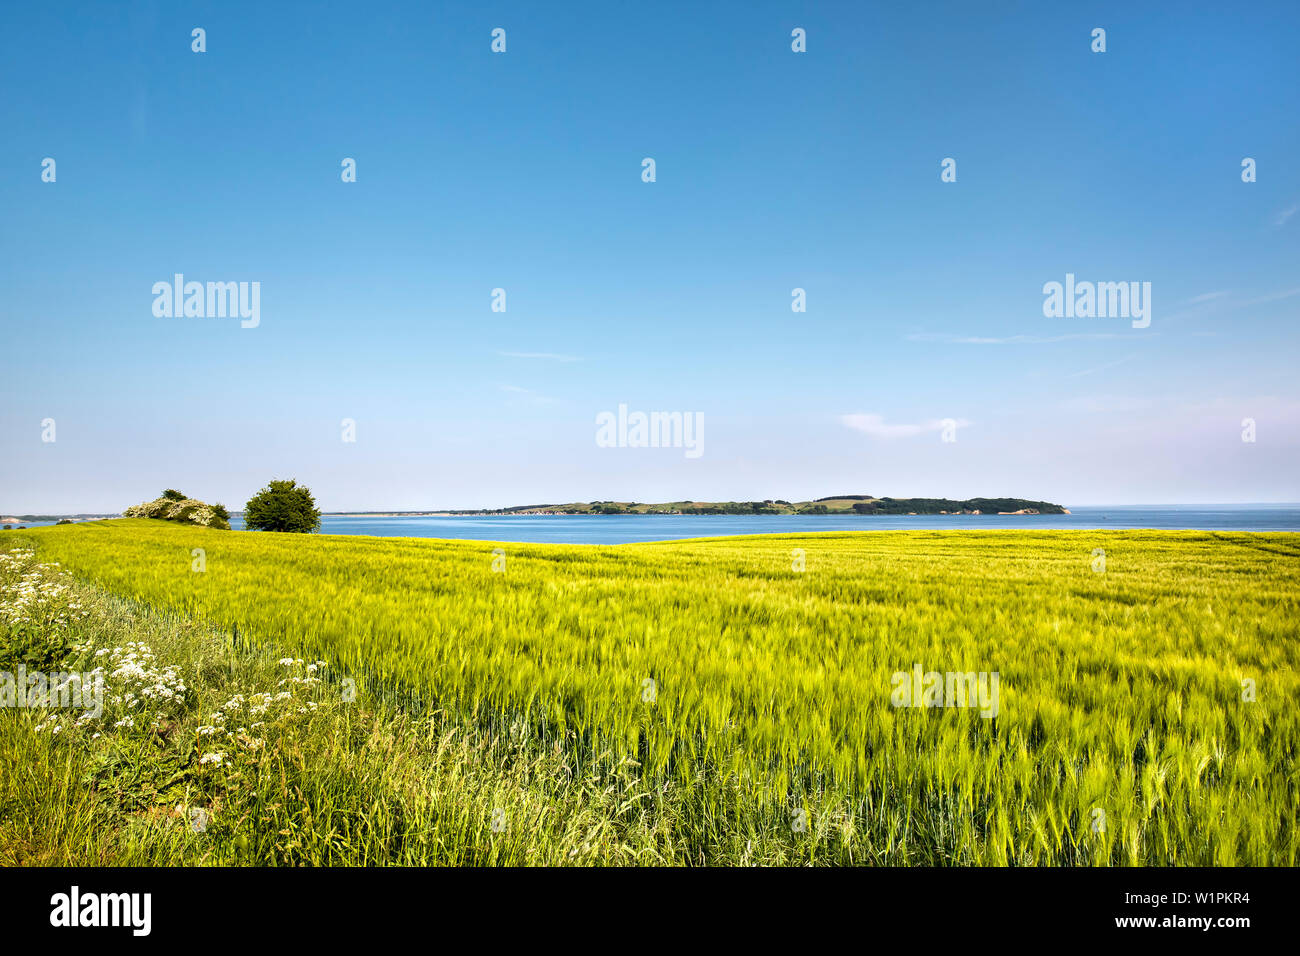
[243,479,321,533]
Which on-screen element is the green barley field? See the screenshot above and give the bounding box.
[3,519,1297,865]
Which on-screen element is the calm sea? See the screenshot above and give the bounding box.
[213,505,1300,544]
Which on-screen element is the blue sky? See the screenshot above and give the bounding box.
[2,0,1298,512]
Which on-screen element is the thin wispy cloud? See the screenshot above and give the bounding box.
[1240,287,1300,306]
[1063,354,1137,380]
[498,351,581,362]
[1062,392,1300,422]
[1160,291,1235,324]
[908,332,1129,345]
[1166,287,1300,322]
[1182,290,1230,305]
[839,413,971,439]
[1275,202,1299,227]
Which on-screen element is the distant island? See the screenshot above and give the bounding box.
[326,496,1070,517]
[2,497,1071,527]
[0,513,116,522]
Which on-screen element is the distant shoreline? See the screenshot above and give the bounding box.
[312,496,1072,518]
[10,503,1300,523]
[319,510,1068,518]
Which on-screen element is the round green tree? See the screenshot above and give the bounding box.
[243,479,321,533]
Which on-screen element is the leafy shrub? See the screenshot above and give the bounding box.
[243,480,320,533]
[123,495,230,530]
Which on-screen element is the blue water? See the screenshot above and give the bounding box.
[221,505,1300,544]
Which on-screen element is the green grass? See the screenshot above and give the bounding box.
[0,552,697,865]
[2,520,1297,865]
